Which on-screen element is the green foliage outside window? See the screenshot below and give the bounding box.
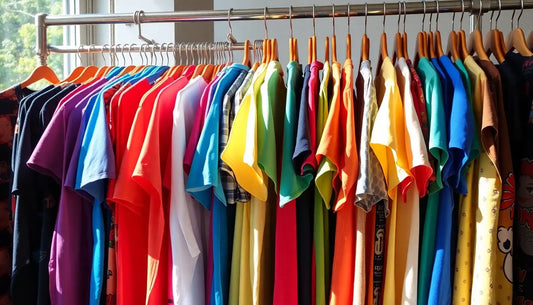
[0,0,64,90]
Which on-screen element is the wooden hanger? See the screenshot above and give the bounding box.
[288,6,298,63]
[415,1,428,62]
[346,4,352,61]
[484,3,506,63]
[324,37,330,63]
[401,1,409,60]
[469,30,490,61]
[506,1,533,56]
[331,5,338,63]
[393,2,404,62]
[379,2,389,61]
[427,11,436,59]
[20,64,60,89]
[434,0,444,58]
[458,30,469,60]
[361,3,369,61]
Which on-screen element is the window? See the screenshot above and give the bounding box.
[0,0,65,90]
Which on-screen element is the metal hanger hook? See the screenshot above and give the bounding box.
[313,5,316,36]
[518,0,524,27]
[435,0,439,31]
[364,2,368,35]
[460,0,465,29]
[489,0,495,29]
[263,7,268,39]
[398,2,401,33]
[134,10,155,44]
[403,1,407,33]
[289,6,293,38]
[422,0,426,32]
[383,2,386,33]
[347,3,351,34]
[332,4,335,37]
[77,45,83,65]
[495,0,502,29]
[101,43,108,66]
[227,9,237,43]
[429,1,433,32]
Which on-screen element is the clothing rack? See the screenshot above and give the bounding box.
[35,0,533,66]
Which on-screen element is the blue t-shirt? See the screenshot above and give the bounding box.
[428,56,469,305]
[75,77,122,305]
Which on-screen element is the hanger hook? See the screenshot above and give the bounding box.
[403,1,407,33]
[364,2,368,35]
[429,1,433,32]
[489,1,495,29]
[90,45,95,66]
[77,45,83,65]
[227,9,237,43]
[120,44,126,66]
[128,43,135,65]
[264,7,268,39]
[495,0,502,29]
[452,6,456,31]
[383,2,386,33]
[134,10,155,45]
[422,0,426,32]
[398,2,401,33]
[289,6,294,38]
[332,4,335,37]
[101,43,108,66]
[347,3,351,34]
[518,0,524,27]
[313,5,316,36]
[479,0,483,18]
[435,0,439,31]
[460,0,465,29]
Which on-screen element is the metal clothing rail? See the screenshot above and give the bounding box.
[35,0,533,65]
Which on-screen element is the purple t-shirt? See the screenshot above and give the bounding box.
[27,78,108,305]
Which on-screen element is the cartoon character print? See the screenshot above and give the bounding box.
[497,226,513,283]
[518,159,533,256]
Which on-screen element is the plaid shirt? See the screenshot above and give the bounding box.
[219,69,254,204]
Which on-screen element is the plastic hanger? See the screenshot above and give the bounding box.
[346,4,352,60]
[506,0,533,56]
[393,2,404,62]
[468,0,489,61]
[61,46,86,83]
[434,0,444,58]
[242,40,251,66]
[402,1,409,60]
[71,46,99,84]
[415,1,428,63]
[361,3,370,61]
[484,0,505,63]
[20,63,60,89]
[331,5,338,63]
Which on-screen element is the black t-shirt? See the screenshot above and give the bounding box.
[11,84,76,305]
[502,52,533,304]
